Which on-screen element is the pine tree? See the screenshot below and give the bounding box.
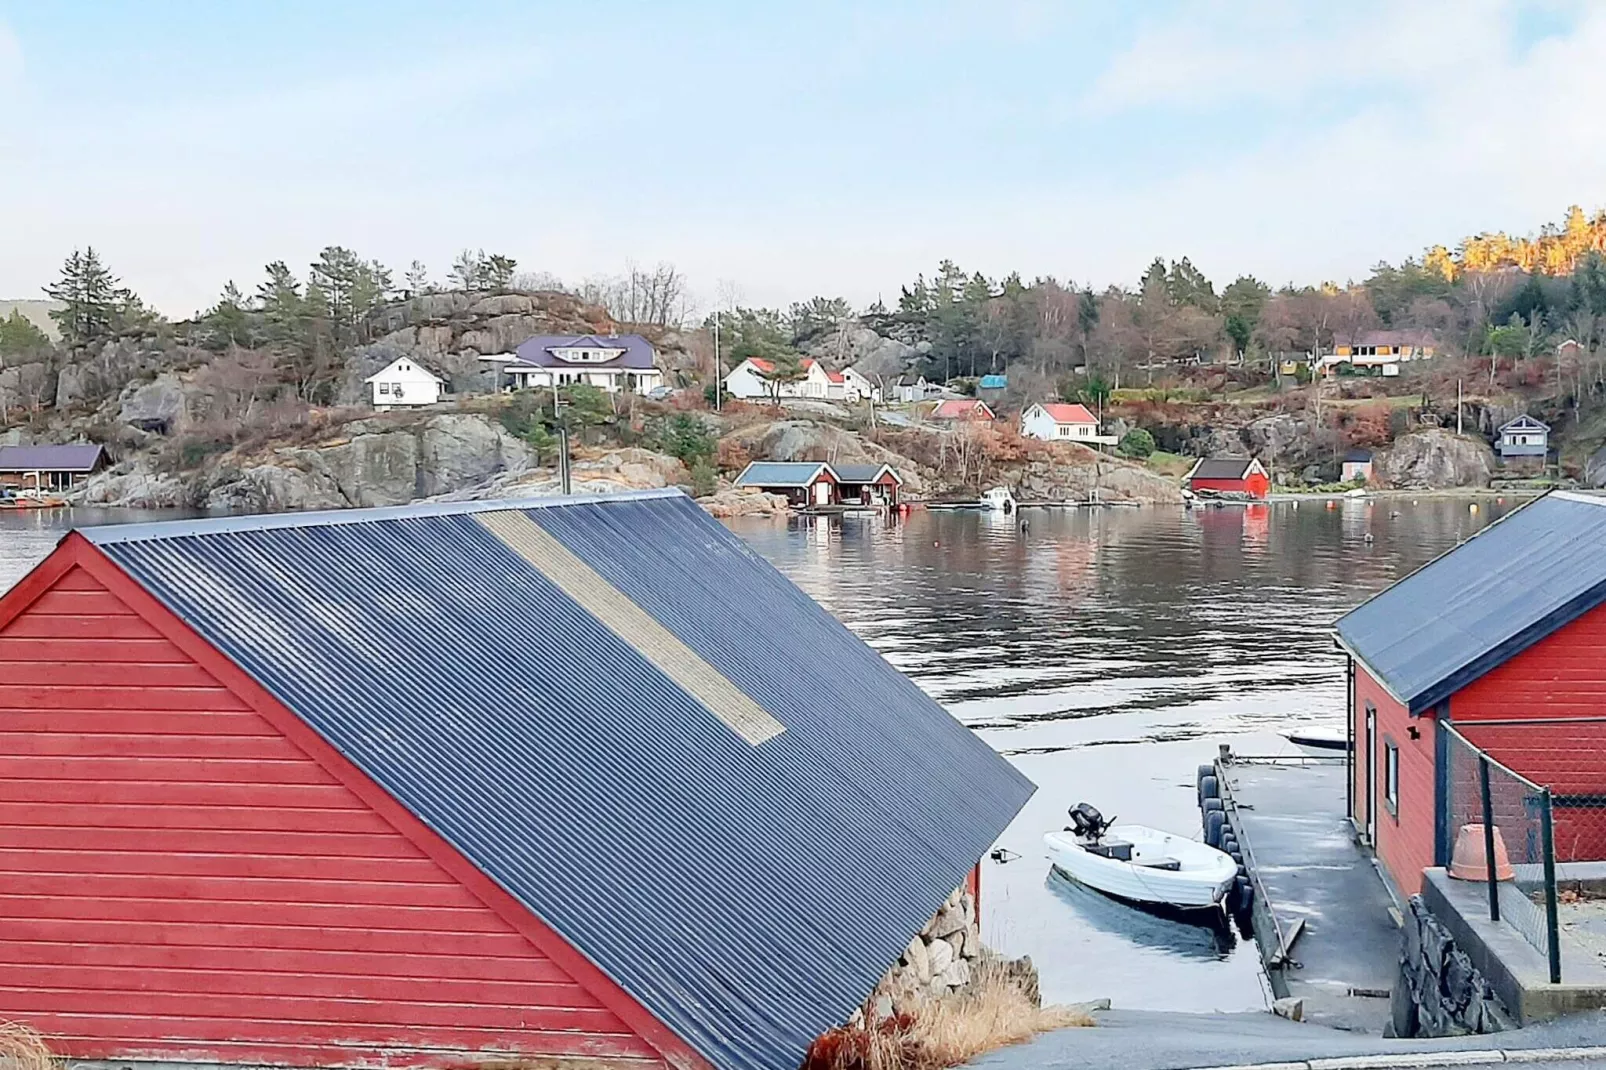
[483,254,518,290]
[44,247,137,348]
[405,260,433,295]
[0,310,51,359]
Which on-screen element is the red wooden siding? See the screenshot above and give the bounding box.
[0,561,667,1069]
[1188,474,1270,499]
[1448,602,1606,862]
[1352,664,1436,895]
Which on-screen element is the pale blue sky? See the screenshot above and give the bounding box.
[2,1,1603,317]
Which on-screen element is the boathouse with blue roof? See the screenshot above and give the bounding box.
[1335,491,1606,898]
[0,489,1033,1070]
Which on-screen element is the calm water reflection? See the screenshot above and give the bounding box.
[1,498,1512,1013]
[727,498,1511,1012]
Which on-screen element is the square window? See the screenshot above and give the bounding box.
[378,383,390,395]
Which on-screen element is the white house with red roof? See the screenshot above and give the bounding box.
[1022,402,1115,444]
[725,356,873,402]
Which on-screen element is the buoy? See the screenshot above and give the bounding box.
[1497,497,1504,505]
[1470,503,1479,514]
[1364,533,1374,544]
[1327,501,1337,510]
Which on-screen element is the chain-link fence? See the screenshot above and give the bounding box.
[1442,723,1560,982]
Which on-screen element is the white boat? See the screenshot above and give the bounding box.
[1283,726,1349,757]
[982,486,1017,513]
[1044,804,1238,910]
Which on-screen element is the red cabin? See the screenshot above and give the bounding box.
[1185,457,1270,499]
[1336,492,1606,898]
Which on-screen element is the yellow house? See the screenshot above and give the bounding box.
[1333,331,1437,362]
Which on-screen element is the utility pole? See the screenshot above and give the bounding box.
[1457,379,1463,435]
[713,309,722,413]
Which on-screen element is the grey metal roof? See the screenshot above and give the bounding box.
[0,443,104,472]
[734,461,831,488]
[1189,457,1258,480]
[1499,414,1550,432]
[81,490,1033,1070]
[1344,448,1373,463]
[509,333,657,370]
[832,463,900,485]
[1335,492,1606,712]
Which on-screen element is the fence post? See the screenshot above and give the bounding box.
[1540,787,1562,985]
[1479,756,1499,922]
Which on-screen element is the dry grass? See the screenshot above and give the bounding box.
[802,963,1092,1070]
[0,1023,57,1070]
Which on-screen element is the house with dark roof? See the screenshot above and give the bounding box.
[1335,492,1606,898]
[1496,414,1550,461]
[832,463,904,508]
[502,334,663,395]
[0,490,1033,1070]
[733,461,840,507]
[1184,457,1270,499]
[1342,448,1374,484]
[0,443,106,491]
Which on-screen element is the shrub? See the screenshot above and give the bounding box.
[690,460,718,497]
[0,1022,58,1070]
[1117,428,1156,458]
[655,413,717,466]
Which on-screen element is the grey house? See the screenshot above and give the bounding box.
[1496,415,1549,460]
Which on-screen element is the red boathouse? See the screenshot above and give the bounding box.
[0,493,1033,1070]
[1185,457,1270,499]
[1335,491,1606,898]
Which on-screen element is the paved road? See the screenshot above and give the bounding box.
[968,1008,1606,1070]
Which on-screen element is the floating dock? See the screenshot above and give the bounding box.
[1209,753,1402,1032]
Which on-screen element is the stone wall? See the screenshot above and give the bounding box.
[855,884,1038,1024]
[1396,895,1513,1037]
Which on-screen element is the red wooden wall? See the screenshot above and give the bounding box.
[1189,474,1270,499]
[1352,664,1437,895]
[0,557,671,1069]
[1450,601,1606,862]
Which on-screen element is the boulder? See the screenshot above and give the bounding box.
[1378,429,1495,489]
[203,463,347,512]
[117,373,187,433]
[905,936,931,985]
[287,431,421,507]
[926,936,954,976]
[929,906,966,938]
[699,488,789,519]
[1244,412,1318,468]
[416,414,532,497]
[77,465,190,508]
[933,957,970,991]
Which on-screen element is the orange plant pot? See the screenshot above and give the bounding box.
[1448,823,1516,881]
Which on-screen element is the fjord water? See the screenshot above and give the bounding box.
[1,498,1509,1012]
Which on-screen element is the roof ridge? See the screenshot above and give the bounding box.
[81,489,685,545]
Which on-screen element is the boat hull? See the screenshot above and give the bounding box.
[1044,826,1237,909]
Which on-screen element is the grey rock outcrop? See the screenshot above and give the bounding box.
[0,361,55,415]
[1378,429,1495,489]
[1001,446,1185,504]
[117,373,187,432]
[1244,412,1319,468]
[416,414,533,497]
[1586,445,1606,488]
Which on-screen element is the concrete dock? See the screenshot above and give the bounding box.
[1219,757,1402,1032]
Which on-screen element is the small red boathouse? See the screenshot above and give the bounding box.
[1335,491,1606,898]
[1185,457,1270,499]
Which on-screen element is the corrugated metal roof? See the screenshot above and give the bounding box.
[733,462,829,488]
[0,443,104,472]
[1335,492,1606,712]
[83,490,1034,1070]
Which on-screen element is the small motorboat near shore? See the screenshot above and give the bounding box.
[1283,726,1349,756]
[1044,803,1238,912]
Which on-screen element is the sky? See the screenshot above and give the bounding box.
[2,0,1604,319]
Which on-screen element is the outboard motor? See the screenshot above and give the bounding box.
[1067,802,1108,841]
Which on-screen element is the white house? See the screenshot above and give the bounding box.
[896,374,945,404]
[1021,402,1115,444]
[841,366,882,403]
[724,357,863,402]
[501,334,663,395]
[366,357,445,409]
